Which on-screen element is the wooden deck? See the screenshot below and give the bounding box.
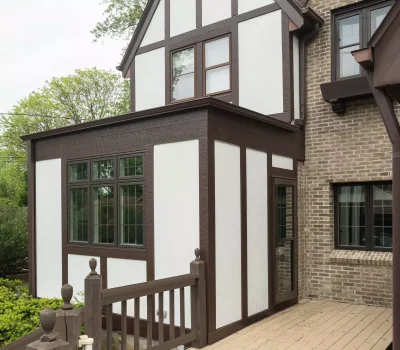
[198,300,392,350]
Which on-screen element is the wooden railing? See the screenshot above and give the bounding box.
[85,248,207,350]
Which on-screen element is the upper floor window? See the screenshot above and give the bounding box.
[172,47,195,102]
[334,182,392,251]
[68,154,145,247]
[333,0,393,80]
[204,36,231,96]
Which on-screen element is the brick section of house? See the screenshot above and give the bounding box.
[298,0,400,308]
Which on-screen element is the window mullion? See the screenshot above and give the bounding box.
[366,184,372,251]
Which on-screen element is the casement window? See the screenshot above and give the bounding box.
[68,154,144,247]
[204,36,231,96]
[171,35,231,102]
[333,0,393,80]
[334,182,392,251]
[172,46,195,102]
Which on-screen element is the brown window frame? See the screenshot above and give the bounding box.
[331,0,394,81]
[67,153,145,249]
[334,181,393,252]
[203,35,232,97]
[171,45,196,103]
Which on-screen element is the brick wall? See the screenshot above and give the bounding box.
[298,0,400,307]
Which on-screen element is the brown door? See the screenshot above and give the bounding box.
[274,178,298,306]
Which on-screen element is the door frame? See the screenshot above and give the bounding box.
[272,177,298,309]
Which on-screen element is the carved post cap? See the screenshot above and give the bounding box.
[89,258,98,275]
[195,248,200,261]
[61,284,73,310]
[39,308,57,342]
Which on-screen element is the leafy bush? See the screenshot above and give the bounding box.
[0,279,83,346]
[0,204,28,277]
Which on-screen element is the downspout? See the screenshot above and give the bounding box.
[299,23,321,124]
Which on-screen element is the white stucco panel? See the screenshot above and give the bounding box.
[246,149,269,316]
[36,159,62,298]
[140,0,165,47]
[202,0,231,26]
[238,0,274,14]
[215,141,242,329]
[135,48,166,111]
[154,140,200,327]
[272,154,294,170]
[293,35,301,120]
[68,254,100,301]
[171,0,196,36]
[238,10,283,115]
[107,259,147,318]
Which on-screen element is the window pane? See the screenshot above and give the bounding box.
[69,163,88,181]
[93,186,114,244]
[120,184,144,246]
[340,45,360,78]
[172,47,194,77]
[373,184,392,248]
[371,6,392,36]
[93,160,114,180]
[69,188,88,242]
[172,73,195,101]
[339,15,360,46]
[205,37,230,68]
[120,156,144,177]
[337,185,366,247]
[206,65,230,95]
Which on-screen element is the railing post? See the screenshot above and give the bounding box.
[84,258,102,350]
[190,248,207,348]
[53,284,83,348]
[26,308,71,349]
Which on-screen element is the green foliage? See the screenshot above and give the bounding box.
[0,278,83,346]
[92,0,147,42]
[0,204,28,277]
[0,68,130,206]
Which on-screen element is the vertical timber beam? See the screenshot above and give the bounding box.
[27,140,36,297]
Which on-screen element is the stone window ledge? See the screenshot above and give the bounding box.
[330,250,392,266]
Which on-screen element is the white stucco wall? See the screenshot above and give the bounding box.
[68,254,100,301]
[272,154,294,170]
[246,149,269,316]
[135,48,166,111]
[202,0,231,26]
[215,141,242,329]
[238,0,274,14]
[293,35,301,120]
[171,0,196,36]
[140,0,165,47]
[238,10,283,115]
[36,159,62,298]
[154,140,200,327]
[107,258,148,318]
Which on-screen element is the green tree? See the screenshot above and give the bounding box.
[0,68,130,205]
[92,0,148,42]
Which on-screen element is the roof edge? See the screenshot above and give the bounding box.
[21,99,300,142]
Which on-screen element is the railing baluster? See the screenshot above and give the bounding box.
[169,290,175,341]
[159,292,164,343]
[121,300,127,350]
[134,298,140,350]
[147,294,154,348]
[180,287,185,336]
[106,304,113,350]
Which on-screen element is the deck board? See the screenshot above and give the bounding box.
[191,300,392,350]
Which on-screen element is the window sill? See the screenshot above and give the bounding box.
[65,244,147,261]
[330,250,392,266]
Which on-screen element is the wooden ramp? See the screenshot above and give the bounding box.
[196,300,392,350]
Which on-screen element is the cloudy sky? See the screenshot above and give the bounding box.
[0,0,127,113]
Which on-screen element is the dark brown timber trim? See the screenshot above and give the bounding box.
[27,140,37,297]
[231,23,239,105]
[232,0,238,16]
[196,0,202,28]
[275,0,304,29]
[165,0,170,39]
[282,12,292,113]
[64,246,147,261]
[240,147,248,322]
[100,257,108,289]
[208,320,244,344]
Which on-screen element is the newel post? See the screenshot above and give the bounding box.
[26,308,71,349]
[190,248,207,348]
[84,258,102,350]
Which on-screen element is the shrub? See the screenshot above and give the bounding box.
[0,279,82,346]
[0,204,28,277]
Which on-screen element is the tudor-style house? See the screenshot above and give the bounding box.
[22,0,400,346]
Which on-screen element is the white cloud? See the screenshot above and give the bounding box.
[0,0,128,112]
